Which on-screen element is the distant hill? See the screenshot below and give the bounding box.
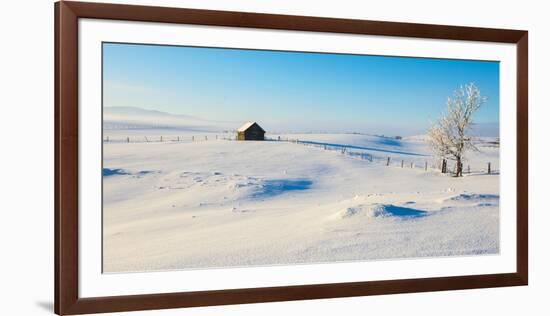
[103,106,238,132]
[103,106,499,137]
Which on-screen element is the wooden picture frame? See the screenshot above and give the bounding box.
[55,1,528,314]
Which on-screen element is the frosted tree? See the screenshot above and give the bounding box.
[428,83,487,177]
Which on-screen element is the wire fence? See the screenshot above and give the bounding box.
[104,134,498,176]
[103,134,235,143]
[268,136,497,176]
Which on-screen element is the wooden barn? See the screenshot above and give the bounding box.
[237,122,265,141]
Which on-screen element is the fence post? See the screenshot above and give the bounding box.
[386,157,390,166]
[410,162,413,168]
[468,165,470,174]
[160,136,163,142]
[488,162,491,174]
[192,136,195,141]
[401,160,404,168]
[425,161,428,171]
[126,137,129,143]
[106,136,109,142]
[177,136,179,142]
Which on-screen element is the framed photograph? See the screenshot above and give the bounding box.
[55,1,528,315]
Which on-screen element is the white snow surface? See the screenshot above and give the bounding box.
[237,121,256,132]
[103,129,500,272]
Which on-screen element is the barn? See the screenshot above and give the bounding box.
[237,122,265,141]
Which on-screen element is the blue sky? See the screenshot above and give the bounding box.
[103,42,499,136]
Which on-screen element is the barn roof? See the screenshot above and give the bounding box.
[237,121,264,132]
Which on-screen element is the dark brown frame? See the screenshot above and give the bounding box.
[55,1,528,314]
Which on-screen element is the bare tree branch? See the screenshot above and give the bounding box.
[428,83,487,177]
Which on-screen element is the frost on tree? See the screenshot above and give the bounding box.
[428,83,487,177]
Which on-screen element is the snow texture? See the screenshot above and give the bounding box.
[102,108,500,273]
[237,121,256,132]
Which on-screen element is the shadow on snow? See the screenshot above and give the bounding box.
[297,140,426,157]
[373,137,403,147]
[381,205,428,218]
[103,168,130,176]
[103,168,155,177]
[252,179,313,199]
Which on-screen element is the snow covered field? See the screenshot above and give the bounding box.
[102,110,500,273]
